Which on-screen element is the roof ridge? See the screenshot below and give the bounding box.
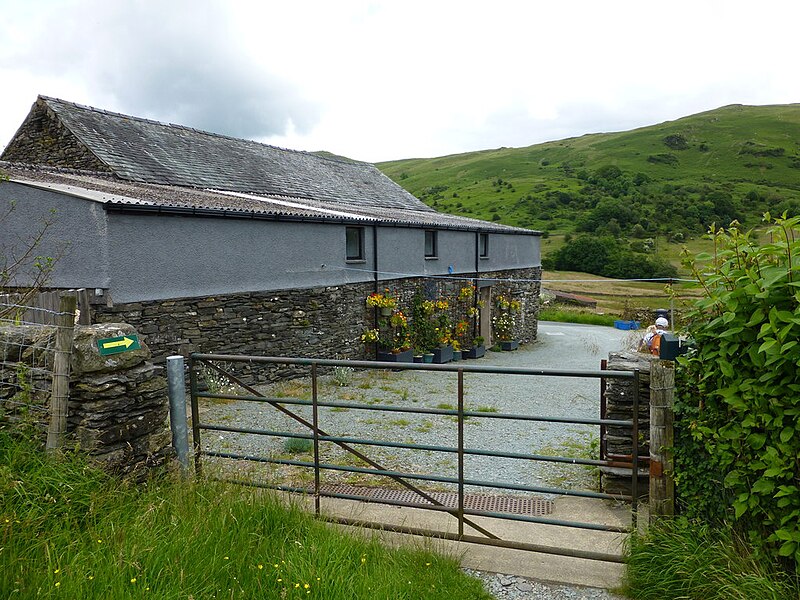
[38,94,373,169]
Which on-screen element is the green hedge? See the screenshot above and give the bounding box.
[676,215,800,572]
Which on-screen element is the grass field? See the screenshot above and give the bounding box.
[0,431,491,599]
[540,270,702,321]
[377,103,800,243]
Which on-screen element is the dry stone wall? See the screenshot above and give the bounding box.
[0,322,169,475]
[602,350,655,495]
[92,269,541,377]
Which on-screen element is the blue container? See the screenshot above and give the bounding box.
[614,320,640,330]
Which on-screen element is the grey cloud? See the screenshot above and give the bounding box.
[10,0,320,139]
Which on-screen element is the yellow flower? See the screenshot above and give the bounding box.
[131,577,137,583]
[295,583,301,588]
[54,569,60,574]
[258,564,264,570]
[55,582,61,587]
[304,583,310,589]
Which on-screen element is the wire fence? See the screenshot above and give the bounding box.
[0,299,76,439]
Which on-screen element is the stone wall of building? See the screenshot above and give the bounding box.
[0,98,112,171]
[92,268,542,377]
[0,322,169,475]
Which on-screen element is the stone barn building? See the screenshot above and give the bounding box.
[0,96,542,372]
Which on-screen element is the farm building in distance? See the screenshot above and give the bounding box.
[0,96,542,371]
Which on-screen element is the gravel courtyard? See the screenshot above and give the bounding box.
[198,322,633,497]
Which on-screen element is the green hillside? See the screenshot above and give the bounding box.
[376,104,800,238]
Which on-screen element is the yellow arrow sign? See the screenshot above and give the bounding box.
[97,335,141,355]
[102,336,135,350]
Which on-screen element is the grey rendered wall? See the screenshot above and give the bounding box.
[477,233,540,272]
[0,182,110,289]
[376,227,540,281]
[1,184,540,304]
[106,213,374,303]
[376,227,474,279]
[106,213,540,303]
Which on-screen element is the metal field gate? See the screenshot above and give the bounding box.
[186,354,641,563]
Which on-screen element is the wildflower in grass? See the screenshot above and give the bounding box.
[304,583,310,589]
[55,582,60,587]
[258,564,264,570]
[131,577,137,584]
[54,569,60,574]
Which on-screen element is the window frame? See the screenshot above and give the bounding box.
[478,233,489,258]
[345,226,365,262]
[424,229,438,259]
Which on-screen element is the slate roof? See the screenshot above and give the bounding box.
[1,162,537,234]
[26,96,433,212]
[1,96,539,235]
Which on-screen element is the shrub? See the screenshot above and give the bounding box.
[676,215,800,572]
[663,133,689,150]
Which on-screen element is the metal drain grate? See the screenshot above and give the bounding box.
[317,485,554,516]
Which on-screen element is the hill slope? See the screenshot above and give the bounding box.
[376,104,800,237]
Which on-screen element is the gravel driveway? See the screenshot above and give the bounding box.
[198,322,633,495]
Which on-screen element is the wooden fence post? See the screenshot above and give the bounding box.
[649,360,675,521]
[46,294,77,452]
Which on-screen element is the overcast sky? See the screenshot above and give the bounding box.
[1,1,798,163]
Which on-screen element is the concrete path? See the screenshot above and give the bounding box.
[295,492,639,589]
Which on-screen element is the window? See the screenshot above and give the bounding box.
[424,230,438,258]
[346,227,365,261]
[479,233,489,258]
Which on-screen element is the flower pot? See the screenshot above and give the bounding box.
[376,349,414,363]
[432,345,453,364]
[413,355,423,363]
[422,353,434,363]
[500,340,519,351]
[452,350,462,361]
[464,345,485,359]
[380,307,392,316]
